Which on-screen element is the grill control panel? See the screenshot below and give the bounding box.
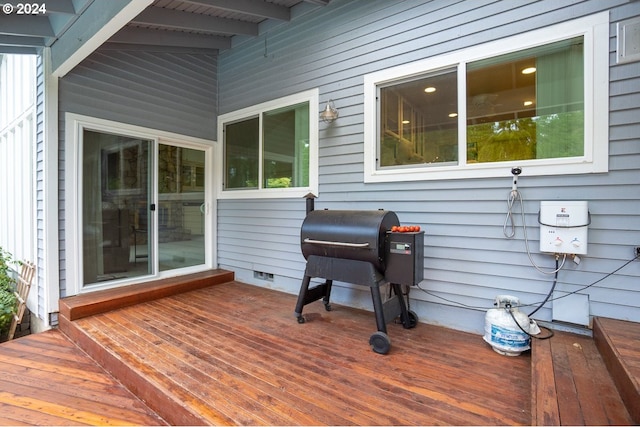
[386,231,424,286]
[390,242,413,254]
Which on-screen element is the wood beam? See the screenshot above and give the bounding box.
[0,35,44,47]
[131,7,258,36]
[110,27,230,50]
[46,0,76,14]
[303,0,330,5]
[0,15,54,37]
[182,0,290,21]
[100,42,218,55]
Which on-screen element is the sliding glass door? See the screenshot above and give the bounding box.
[82,130,207,286]
[157,144,206,271]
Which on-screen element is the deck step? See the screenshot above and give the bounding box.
[531,327,634,425]
[58,269,235,426]
[59,269,234,321]
[593,317,640,424]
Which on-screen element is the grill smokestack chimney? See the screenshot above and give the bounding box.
[304,192,317,215]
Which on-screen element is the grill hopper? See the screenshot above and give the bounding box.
[300,209,399,272]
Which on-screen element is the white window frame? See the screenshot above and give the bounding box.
[363,12,609,182]
[216,89,319,199]
[64,113,216,296]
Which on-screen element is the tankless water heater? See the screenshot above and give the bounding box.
[539,201,589,255]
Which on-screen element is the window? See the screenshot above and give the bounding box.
[364,12,609,182]
[217,89,319,198]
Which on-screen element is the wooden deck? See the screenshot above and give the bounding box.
[594,317,640,423]
[1,270,637,426]
[0,329,166,426]
[59,278,533,425]
[531,328,634,425]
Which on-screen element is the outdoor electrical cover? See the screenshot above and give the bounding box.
[539,201,589,255]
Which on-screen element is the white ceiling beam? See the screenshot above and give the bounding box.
[183,0,290,21]
[131,7,258,36]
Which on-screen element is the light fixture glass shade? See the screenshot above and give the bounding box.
[320,100,339,123]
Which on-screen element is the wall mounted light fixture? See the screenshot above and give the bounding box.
[320,100,339,123]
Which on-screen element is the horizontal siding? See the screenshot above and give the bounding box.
[57,49,218,297]
[218,0,640,333]
[59,50,217,140]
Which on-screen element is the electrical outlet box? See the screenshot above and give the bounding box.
[539,201,589,255]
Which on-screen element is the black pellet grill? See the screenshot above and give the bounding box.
[294,206,424,354]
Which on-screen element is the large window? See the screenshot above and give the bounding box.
[218,89,318,198]
[364,13,609,182]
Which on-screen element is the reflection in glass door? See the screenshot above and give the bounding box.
[82,131,207,287]
[157,145,206,271]
[82,130,152,284]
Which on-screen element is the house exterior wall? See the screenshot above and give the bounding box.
[57,49,217,297]
[217,0,640,334]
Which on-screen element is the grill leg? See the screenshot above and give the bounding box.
[295,276,333,323]
[294,275,312,323]
[392,283,411,328]
[370,285,388,335]
[323,280,333,311]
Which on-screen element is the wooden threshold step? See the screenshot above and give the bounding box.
[531,329,633,425]
[594,317,640,424]
[59,269,234,321]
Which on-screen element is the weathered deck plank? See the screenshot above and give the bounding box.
[62,281,532,426]
[59,269,233,321]
[594,317,640,424]
[0,330,167,426]
[531,329,634,426]
[4,277,636,426]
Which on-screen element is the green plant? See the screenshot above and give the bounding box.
[0,247,18,334]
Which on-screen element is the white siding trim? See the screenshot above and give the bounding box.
[52,0,154,78]
[43,48,60,320]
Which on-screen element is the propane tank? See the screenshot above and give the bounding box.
[483,295,535,356]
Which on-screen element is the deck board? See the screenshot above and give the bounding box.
[0,330,167,426]
[65,282,531,425]
[531,329,634,426]
[63,281,532,426]
[594,317,640,424]
[4,277,636,426]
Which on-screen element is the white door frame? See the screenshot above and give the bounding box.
[64,113,217,295]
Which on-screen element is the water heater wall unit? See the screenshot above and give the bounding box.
[539,201,589,255]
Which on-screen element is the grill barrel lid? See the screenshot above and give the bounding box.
[300,209,400,271]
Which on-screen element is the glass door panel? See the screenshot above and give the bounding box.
[82,130,152,285]
[158,145,206,271]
